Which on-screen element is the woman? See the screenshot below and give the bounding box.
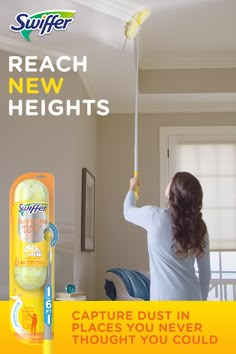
[123,172,211,301]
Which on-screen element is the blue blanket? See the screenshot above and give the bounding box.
[105,268,150,300]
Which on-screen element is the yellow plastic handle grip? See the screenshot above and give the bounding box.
[43,339,52,354]
[134,171,139,200]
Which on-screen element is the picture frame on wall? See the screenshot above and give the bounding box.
[81,168,95,252]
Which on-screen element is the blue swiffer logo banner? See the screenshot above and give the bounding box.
[9,10,76,41]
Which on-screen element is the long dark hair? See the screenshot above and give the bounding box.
[168,172,207,257]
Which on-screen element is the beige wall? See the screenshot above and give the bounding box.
[0,50,97,300]
[97,112,236,299]
[2,49,236,301]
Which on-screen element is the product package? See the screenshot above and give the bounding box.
[9,172,58,352]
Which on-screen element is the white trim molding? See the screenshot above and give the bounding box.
[72,0,144,22]
[0,35,61,62]
[141,53,236,70]
[139,93,236,114]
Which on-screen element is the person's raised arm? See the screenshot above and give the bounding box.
[123,177,153,231]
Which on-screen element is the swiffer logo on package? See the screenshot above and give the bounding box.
[9,10,76,41]
[19,203,47,215]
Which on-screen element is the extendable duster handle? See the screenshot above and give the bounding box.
[134,171,139,201]
[124,8,151,201]
[43,228,54,354]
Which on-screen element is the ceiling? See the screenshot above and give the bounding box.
[1,0,236,113]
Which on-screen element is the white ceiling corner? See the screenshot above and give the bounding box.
[0,35,63,62]
[72,0,144,22]
[0,0,236,113]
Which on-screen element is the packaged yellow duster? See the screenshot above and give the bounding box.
[9,172,58,353]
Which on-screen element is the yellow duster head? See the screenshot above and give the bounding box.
[14,266,47,290]
[13,178,49,291]
[125,18,139,40]
[44,230,53,242]
[124,8,151,40]
[14,179,48,202]
[134,8,151,26]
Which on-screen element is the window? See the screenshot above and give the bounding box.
[199,252,236,300]
[160,126,236,250]
[171,142,236,250]
[160,126,236,300]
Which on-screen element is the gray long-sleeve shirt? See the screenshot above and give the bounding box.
[124,191,211,300]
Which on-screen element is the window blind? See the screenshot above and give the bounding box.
[173,143,236,250]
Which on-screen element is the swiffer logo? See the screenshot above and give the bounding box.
[19,203,47,215]
[9,10,76,41]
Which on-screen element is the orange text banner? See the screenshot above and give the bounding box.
[0,301,234,354]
